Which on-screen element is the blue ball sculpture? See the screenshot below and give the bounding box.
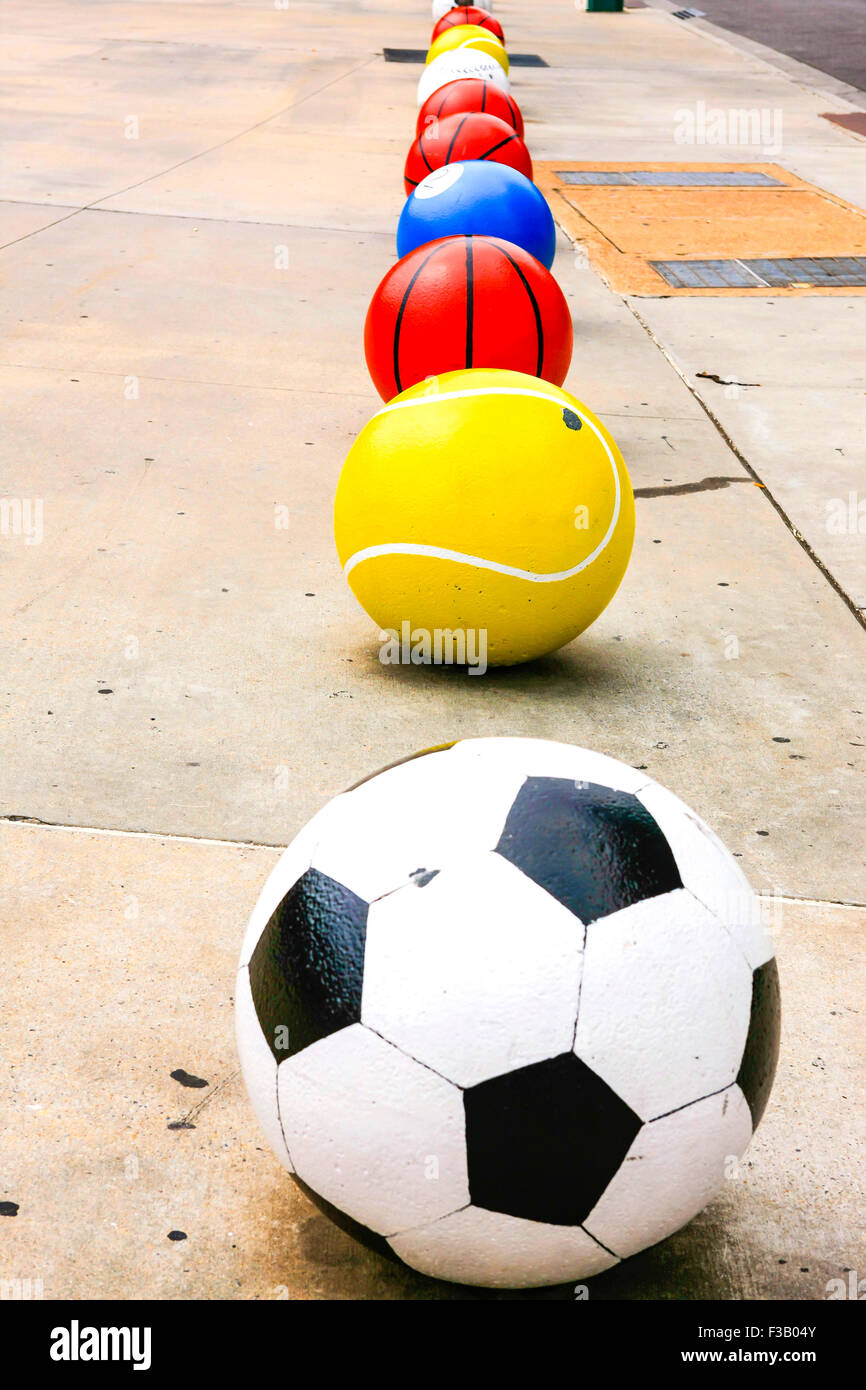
[397,162,557,270]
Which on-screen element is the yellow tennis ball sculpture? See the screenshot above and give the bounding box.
[334,369,635,666]
[427,26,509,74]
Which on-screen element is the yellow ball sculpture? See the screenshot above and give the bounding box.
[333,369,635,666]
[427,26,509,74]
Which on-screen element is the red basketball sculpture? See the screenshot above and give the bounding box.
[364,234,574,401]
[416,77,524,140]
[404,112,532,194]
[431,7,505,44]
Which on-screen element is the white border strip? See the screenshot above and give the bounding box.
[345,389,623,582]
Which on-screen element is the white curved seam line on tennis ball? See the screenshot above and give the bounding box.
[343,536,618,583]
[373,387,574,418]
[346,389,624,582]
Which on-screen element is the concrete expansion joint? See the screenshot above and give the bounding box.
[0,814,283,852]
[622,300,866,636]
[1,818,864,912]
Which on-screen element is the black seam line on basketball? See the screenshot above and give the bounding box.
[495,241,545,377]
[480,81,488,112]
[392,241,451,395]
[405,176,419,188]
[360,1021,464,1090]
[465,235,475,368]
[480,133,520,160]
[446,113,471,164]
[648,1080,735,1124]
[579,1226,621,1260]
[419,131,436,175]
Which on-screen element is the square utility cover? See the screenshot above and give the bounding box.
[535,162,866,295]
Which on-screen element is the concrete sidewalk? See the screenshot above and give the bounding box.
[1,0,863,1300]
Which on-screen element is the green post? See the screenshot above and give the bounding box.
[586,0,624,11]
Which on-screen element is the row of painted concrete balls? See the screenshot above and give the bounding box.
[365,1,570,403]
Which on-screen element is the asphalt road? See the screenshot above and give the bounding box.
[696,0,866,93]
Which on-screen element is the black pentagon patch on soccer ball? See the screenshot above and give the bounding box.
[464,1053,642,1226]
[249,868,368,1063]
[495,776,682,923]
[736,956,781,1129]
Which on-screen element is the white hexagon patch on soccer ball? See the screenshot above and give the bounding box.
[236,738,780,1288]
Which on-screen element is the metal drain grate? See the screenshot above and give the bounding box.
[503,54,548,67]
[672,7,706,17]
[556,170,783,187]
[383,48,432,63]
[384,48,547,66]
[651,256,866,289]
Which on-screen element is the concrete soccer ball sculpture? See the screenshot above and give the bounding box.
[236,737,780,1289]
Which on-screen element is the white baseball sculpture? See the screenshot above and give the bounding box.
[417,49,511,107]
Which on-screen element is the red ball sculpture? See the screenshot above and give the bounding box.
[431,7,505,44]
[416,77,524,140]
[404,112,532,195]
[364,234,574,401]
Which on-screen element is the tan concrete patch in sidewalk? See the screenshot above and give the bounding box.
[0,822,862,1300]
[537,162,866,295]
